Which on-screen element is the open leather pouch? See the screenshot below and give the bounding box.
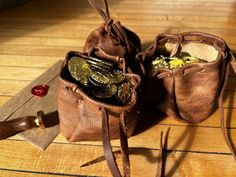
[136,31,236,161]
[57,50,142,177]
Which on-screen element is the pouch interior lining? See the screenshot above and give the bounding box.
[156,42,219,62]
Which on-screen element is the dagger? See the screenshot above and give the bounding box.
[0,111,45,140]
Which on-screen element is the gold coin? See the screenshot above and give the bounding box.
[87,59,112,70]
[92,84,117,99]
[90,69,125,85]
[107,70,125,84]
[68,56,91,86]
[88,56,114,67]
[90,64,111,73]
[169,59,185,68]
[117,83,132,104]
[90,70,110,85]
[88,76,106,87]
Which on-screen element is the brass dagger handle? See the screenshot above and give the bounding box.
[0,116,37,140]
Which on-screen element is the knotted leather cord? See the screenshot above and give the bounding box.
[88,0,134,57]
[89,0,110,22]
[219,52,236,161]
[101,107,130,177]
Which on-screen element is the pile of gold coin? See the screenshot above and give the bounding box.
[150,52,206,75]
[68,56,133,105]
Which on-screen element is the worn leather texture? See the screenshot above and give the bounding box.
[83,0,142,75]
[57,51,141,142]
[137,32,229,123]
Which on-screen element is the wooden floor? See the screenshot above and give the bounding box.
[0,0,236,176]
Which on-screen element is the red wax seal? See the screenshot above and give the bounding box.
[31,85,49,97]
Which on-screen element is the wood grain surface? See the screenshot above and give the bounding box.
[0,0,236,176]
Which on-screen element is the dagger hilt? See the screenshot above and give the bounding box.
[0,111,45,140]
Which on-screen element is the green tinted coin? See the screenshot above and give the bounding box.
[169,59,185,68]
[107,70,125,84]
[117,83,132,104]
[68,56,91,86]
[92,84,117,99]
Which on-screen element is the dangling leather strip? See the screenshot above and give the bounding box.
[88,0,110,22]
[219,52,236,160]
[219,52,236,161]
[88,0,134,55]
[119,111,131,177]
[230,52,236,72]
[101,107,131,177]
[101,107,122,177]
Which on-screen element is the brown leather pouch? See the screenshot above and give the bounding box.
[137,32,236,160]
[83,0,142,74]
[58,51,141,141]
[57,50,141,176]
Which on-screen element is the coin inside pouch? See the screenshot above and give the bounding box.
[146,42,216,77]
[61,51,135,106]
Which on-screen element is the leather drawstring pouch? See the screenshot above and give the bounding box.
[136,32,236,160]
[83,0,142,75]
[57,50,141,177]
[57,0,145,176]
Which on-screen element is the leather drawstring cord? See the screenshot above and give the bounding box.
[82,106,166,177]
[219,52,236,161]
[88,0,110,23]
[101,107,122,177]
[88,0,134,55]
[120,111,131,177]
[101,107,130,177]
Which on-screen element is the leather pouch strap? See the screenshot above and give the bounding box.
[89,0,110,22]
[89,0,135,56]
[119,112,130,177]
[101,107,130,177]
[230,52,236,72]
[219,51,236,161]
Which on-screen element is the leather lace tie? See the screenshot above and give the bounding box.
[219,52,236,161]
[88,0,137,56]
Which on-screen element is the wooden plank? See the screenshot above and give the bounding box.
[0,96,11,107]
[0,66,46,81]
[0,3,235,18]
[0,55,59,68]
[0,80,30,96]
[51,124,236,154]
[1,1,234,15]
[0,140,235,177]
[0,170,87,177]
[0,36,84,47]
[1,15,236,31]
[0,61,62,149]
[0,45,79,57]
